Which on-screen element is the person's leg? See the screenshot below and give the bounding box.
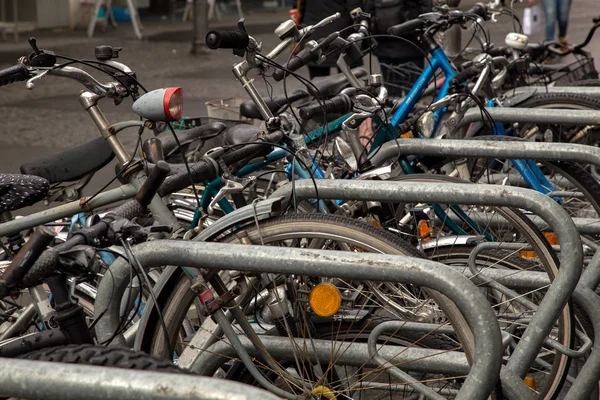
[557,0,571,43]
[540,0,557,42]
[308,66,331,79]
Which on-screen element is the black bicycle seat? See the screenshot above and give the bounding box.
[240,98,286,120]
[0,173,49,213]
[20,138,114,184]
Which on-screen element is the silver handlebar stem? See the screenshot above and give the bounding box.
[230,13,342,126]
[49,66,115,96]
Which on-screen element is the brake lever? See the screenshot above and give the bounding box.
[207,176,256,215]
[25,69,49,90]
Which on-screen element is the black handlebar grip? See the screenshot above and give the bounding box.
[159,158,219,197]
[0,64,29,87]
[273,49,319,81]
[108,200,146,221]
[466,3,488,19]
[388,19,425,36]
[593,16,600,23]
[205,30,250,50]
[0,226,55,293]
[21,248,59,288]
[220,130,284,166]
[453,65,481,84]
[135,161,171,208]
[299,94,351,120]
[487,46,511,57]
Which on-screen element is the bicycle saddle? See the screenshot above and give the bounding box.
[154,122,228,156]
[0,173,49,213]
[20,138,114,184]
[223,124,260,146]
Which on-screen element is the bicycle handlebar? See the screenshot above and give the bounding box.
[387,19,425,36]
[0,226,56,297]
[205,30,250,50]
[0,64,29,87]
[134,161,171,208]
[388,3,490,37]
[466,3,488,19]
[5,162,171,290]
[159,129,284,196]
[299,94,352,120]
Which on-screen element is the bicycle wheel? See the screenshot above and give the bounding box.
[143,213,476,399]
[351,174,573,399]
[465,135,600,221]
[514,92,600,145]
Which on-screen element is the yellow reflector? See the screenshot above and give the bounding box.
[524,376,536,390]
[312,386,336,400]
[309,283,342,317]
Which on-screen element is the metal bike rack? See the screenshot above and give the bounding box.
[512,86,600,99]
[450,249,600,400]
[457,107,600,126]
[269,179,582,400]
[94,241,503,400]
[0,184,137,237]
[194,334,471,376]
[369,138,600,168]
[0,358,280,400]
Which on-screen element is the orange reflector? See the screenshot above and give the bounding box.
[543,232,559,246]
[309,283,342,317]
[520,249,537,259]
[418,220,433,241]
[369,219,383,229]
[524,376,536,390]
[400,131,413,139]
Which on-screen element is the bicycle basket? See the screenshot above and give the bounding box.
[206,97,257,125]
[530,56,598,86]
[379,61,424,97]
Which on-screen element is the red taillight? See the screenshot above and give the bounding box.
[163,87,182,121]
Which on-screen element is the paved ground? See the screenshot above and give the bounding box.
[0,0,598,208]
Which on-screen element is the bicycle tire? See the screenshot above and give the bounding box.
[19,344,185,374]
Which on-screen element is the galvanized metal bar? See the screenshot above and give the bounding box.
[94,240,502,400]
[367,321,448,399]
[0,357,280,400]
[369,138,600,168]
[269,179,582,382]
[442,211,600,236]
[512,86,600,99]
[450,266,550,291]
[565,287,600,400]
[458,107,600,127]
[193,335,470,377]
[0,184,137,237]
